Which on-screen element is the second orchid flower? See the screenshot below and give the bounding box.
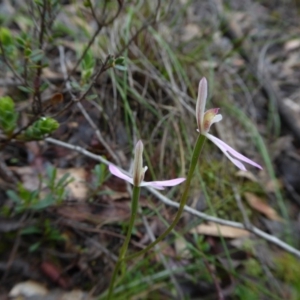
[196,77,262,171]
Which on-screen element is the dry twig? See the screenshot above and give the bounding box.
[45,137,300,259]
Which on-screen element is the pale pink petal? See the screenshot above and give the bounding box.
[221,152,247,171]
[206,133,262,170]
[140,178,186,190]
[109,164,133,184]
[140,181,166,190]
[150,178,186,186]
[196,78,208,131]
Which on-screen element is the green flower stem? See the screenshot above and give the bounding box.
[107,185,141,300]
[123,134,206,262]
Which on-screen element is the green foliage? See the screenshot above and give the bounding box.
[7,184,45,213]
[16,32,29,49]
[34,0,44,6]
[24,117,59,140]
[195,235,211,253]
[92,163,107,188]
[108,56,127,71]
[234,284,260,300]
[244,258,263,277]
[6,165,73,214]
[0,96,18,134]
[45,164,74,203]
[114,56,126,71]
[21,219,65,252]
[28,49,45,63]
[274,253,300,296]
[83,0,92,7]
[81,49,95,83]
[0,27,13,46]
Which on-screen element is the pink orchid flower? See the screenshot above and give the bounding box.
[196,77,262,171]
[109,140,186,190]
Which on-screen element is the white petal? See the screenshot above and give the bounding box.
[211,114,222,125]
[205,113,223,133]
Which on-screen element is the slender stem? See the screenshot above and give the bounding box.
[105,134,205,299]
[107,186,141,300]
[124,134,206,262]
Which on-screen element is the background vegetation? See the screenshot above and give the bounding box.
[1,0,300,299]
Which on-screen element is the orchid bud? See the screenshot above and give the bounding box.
[132,140,147,186]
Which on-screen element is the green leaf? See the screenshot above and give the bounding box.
[70,80,82,91]
[0,27,13,46]
[46,164,57,187]
[115,56,125,65]
[7,190,21,203]
[83,0,92,7]
[29,241,41,252]
[34,0,43,5]
[25,117,59,140]
[0,96,14,111]
[31,194,55,210]
[17,86,34,94]
[82,69,93,82]
[81,49,95,70]
[16,36,26,48]
[24,47,32,57]
[40,82,49,92]
[29,49,44,62]
[86,94,98,100]
[114,65,127,71]
[56,172,72,188]
[21,226,42,235]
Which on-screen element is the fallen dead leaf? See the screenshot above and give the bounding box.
[265,178,283,193]
[284,39,300,51]
[175,236,192,259]
[9,280,48,298]
[235,170,258,182]
[180,23,202,42]
[9,166,42,191]
[56,168,88,201]
[244,192,283,221]
[190,222,250,238]
[42,67,65,81]
[60,290,91,300]
[281,98,300,131]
